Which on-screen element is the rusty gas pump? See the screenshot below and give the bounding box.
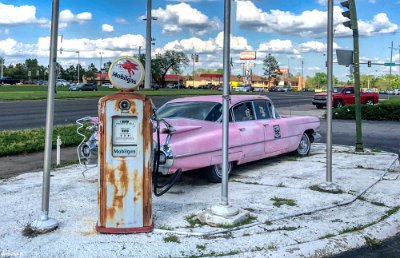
[96,57,153,233]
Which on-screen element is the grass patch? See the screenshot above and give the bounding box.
[267,244,277,251]
[271,196,296,207]
[370,201,386,207]
[277,226,298,231]
[319,233,335,239]
[0,86,255,101]
[220,215,257,229]
[309,185,344,194]
[158,225,172,230]
[184,214,204,228]
[371,147,382,153]
[196,245,207,251]
[0,124,91,157]
[357,196,367,201]
[22,223,39,238]
[264,220,273,226]
[163,235,180,243]
[364,236,382,247]
[277,182,286,187]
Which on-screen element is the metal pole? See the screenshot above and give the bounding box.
[221,0,231,206]
[76,51,80,83]
[144,0,152,89]
[99,52,103,85]
[389,41,393,76]
[326,0,334,183]
[0,57,3,78]
[351,0,363,152]
[192,54,195,88]
[33,0,60,231]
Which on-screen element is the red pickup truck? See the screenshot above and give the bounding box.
[312,86,379,109]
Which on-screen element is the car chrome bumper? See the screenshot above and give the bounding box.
[312,99,326,105]
[312,132,321,143]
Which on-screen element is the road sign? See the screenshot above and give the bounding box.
[384,62,395,66]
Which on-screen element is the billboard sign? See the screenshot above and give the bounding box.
[240,51,256,60]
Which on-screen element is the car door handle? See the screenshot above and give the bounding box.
[239,128,246,131]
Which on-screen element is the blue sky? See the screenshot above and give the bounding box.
[0,0,399,80]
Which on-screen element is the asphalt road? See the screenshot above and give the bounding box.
[0,92,315,130]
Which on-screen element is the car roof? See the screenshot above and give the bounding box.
[167,95,271,107]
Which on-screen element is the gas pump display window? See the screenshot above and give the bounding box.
[112,116,138,157]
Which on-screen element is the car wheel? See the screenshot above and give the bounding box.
[333,99,343,108]
[206,162,233,183]
[296,133,311,156]
[365,99,374,105]
[316,104,324,109]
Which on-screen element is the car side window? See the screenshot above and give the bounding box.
[346,88,354,94]
[254,100,272,120]
[233,102,255,122]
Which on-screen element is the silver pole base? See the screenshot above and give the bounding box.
[32,216,59,233]
[198,204,249,227]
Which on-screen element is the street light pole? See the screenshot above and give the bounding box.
[75,51,80,83]
[145,0,152,89]
[99,51,104,85]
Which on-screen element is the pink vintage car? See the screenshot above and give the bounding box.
[154,95,321,182]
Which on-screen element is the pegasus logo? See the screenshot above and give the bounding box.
[118,60,138,77]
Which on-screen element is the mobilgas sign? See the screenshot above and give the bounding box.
[108,56,145,90]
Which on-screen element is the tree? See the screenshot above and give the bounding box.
[85,63,98,81]
[263,54,279,85]
[65,65,76,82]
[140,50,189,87]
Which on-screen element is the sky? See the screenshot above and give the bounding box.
[0,0,399,80]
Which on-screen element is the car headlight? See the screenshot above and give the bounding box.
[159,151,167,164]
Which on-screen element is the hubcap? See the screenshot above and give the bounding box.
[297,134,310,155]
[215,162,232,178]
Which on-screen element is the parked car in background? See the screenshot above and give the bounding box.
[235,84,253,92]
[282,86,292,92]
[69,83,98,91]
[379,90,387,94]
[394,89,400,95]
[101,82,113,88]
[0,77,20,85]
[155,95,321,182]
[312,86,379,109]
[268,86,278,92]
[56,79,71,87]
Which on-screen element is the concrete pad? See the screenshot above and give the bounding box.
[0,144,399,257]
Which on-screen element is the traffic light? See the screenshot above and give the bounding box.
[340,0,354,30]
[367,60,371,67]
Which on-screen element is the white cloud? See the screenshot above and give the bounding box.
[0,34,145,60]
[298,41,340,53]
[102,24,114,32]
[116,18,128,24]
[258,39,299,55]
[59,9,93,28]
[159,32,251,54]
[237,1,398,38]
[150,3,222,36]
[0,2,49,26]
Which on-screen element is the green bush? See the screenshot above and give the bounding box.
[333,103,400,121]
[0,124,91,157]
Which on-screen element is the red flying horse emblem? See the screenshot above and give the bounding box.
[118,60,138,77]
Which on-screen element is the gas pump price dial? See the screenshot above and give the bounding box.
[112,116,138,157]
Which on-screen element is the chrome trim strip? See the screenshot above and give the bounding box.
[174,134,302,159]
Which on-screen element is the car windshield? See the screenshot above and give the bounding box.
[333,87,344,93]
[157,101,222,122]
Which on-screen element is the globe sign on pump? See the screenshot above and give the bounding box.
[108,56,145,90]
